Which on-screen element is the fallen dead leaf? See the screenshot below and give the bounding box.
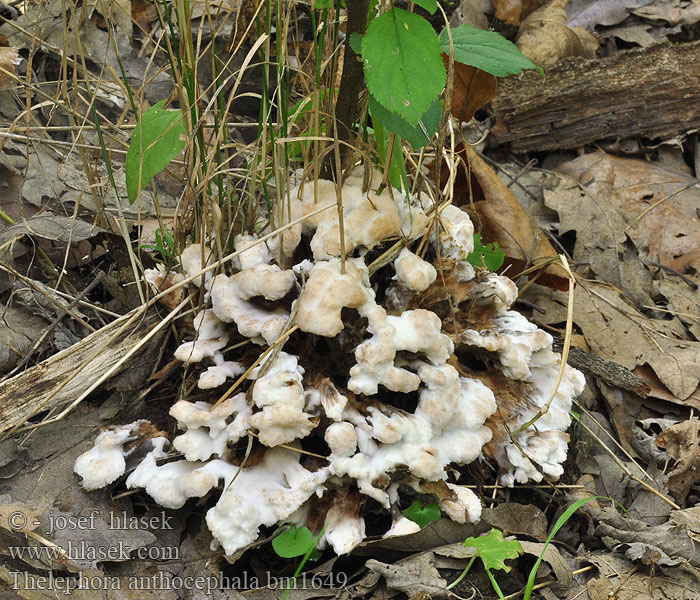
[567,0,654,28]
[542,169,655,308]
[670,506,700,542]
[655,417,700,504]
[555,152,700,274]
[492,0,545,25]
[462,145,570,287]
[0,47,20,91]
[516,0,598,67]
[632,365,700,410]
[443,55,497,123]
[131,0,159,28]
[0,304,49,373]
[482,502,548,541]
[366,554,448,598]
[631,0,700,26]
[527,280,700,399]
[0,215,105,245]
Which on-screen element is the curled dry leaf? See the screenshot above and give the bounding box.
[443,53,497,122]
[461,144,570,288]
[655,417,700,504]
[492,0,546,25]
[516,0,598,67]
[0,46,20,91]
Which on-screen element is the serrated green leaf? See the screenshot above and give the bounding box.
[126,100,185,203]
[466,233,505,271]
[412,0,437,14]
[463,528,523,572]
[440,24,542,77]
[402,501,441,528]
[369,95,441,148]
[272,526,316,558]
[363,8,445,125]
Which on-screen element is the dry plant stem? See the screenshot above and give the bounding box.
[513,255,575,435]
[320,0,369,181]
[575,417,679,509]
[574,401,651,479]
[10,297,190,435]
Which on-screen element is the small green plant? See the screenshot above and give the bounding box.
[125,100,185,203]
[447,528,523,598]
[140,228,176,264]
[446,496,624,598]
[360,4,540,153]
[271,524,326,600]
[466,233,506,271]
[272,524,317,558]
[402,500,441,528]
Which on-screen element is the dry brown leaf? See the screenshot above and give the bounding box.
[492,0,545,25]
[632,0,700,26]
[443,54,497,122]
[528,280,700,399]
[555,152,700,274]
[516,0,598,67]
[0,47,20,91]
[482,503,548,541]
[633,365,700,410]
[656,418,700,504]
[542,169,655,308]
[131,0,158,28]
[567,0,653,28]
[462,145,570,287]
[366,554,448,598]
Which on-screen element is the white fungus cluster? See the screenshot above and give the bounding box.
[80,174,585,557]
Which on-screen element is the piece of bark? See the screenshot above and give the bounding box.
[0,308,163,434]
[552,337,650,398]
[491,41,700,152]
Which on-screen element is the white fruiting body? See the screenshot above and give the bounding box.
[76,173,584,557]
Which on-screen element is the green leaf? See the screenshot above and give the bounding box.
[349,32,364,55]
[402,501,441,528]
[369,95,441,149]
[272,526,316,558]
[466,233,505,271]
[440,24,542,77]
[463,528,523,573]
[126,100,185,203]
[412,0,437,14]
[362,8,445,125]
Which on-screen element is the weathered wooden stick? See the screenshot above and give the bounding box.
[491,41,700,152]
[0,308,163,434]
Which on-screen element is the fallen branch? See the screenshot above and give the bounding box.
[491,41,700,152]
